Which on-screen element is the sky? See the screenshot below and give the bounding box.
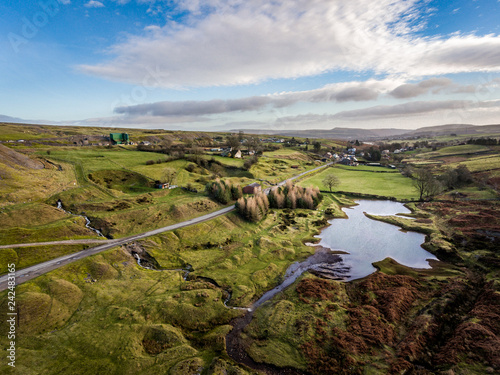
[1,0,500,132]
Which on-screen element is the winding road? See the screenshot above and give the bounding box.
[0,162,332,291]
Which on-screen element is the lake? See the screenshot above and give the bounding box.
[315,200,438,280]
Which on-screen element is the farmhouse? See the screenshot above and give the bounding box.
[155,182,169,189]
[243,182,262,194]
[110,133,130,145]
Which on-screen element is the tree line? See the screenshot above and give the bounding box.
[236,180,323,222]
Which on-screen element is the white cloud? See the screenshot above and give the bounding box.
[79,0,500,88]
[144,25,161,32]
[84,1,105,8]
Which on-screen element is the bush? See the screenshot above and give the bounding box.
[243,155,259,170]
[185,163,196,172]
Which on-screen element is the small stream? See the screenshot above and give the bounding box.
[56,199,105,238]
[250,247,346,311]
[131,250,250,311]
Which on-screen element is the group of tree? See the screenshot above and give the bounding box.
[438,165,473,190]
[366,146,382,161]
[268,180,323,210]
[412,168,443,201]
[235,181,323,222]
[312,141,322,153]
[236,193,270,222]
[412,165,473,201]
[466,137,498,145]
[205,179,243,204]
[163,168,177,185]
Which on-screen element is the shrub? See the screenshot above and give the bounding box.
[185,163,196,172]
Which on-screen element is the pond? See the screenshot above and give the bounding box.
[226,200,440,369]
[315,200,438,280]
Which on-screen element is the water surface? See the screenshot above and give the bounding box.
[316,200,437,280]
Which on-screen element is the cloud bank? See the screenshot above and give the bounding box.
[79,0,500,88]
[114,79,399,116]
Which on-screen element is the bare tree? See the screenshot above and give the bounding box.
[226,135,240,150]
[412,167,442,201]
[322,174,339,192]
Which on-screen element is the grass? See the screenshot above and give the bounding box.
[42,148,164,174]
[244,274,349,370]
[2,124,498,374]
[203,154,245,167]
[147,207,330,306]
[0,157,76,206]
[0,244,91,274]
[250,154,317,185]
[434,144,489,155]
[298,165,419,200]
[447,154,500,172]
[0,198,335,374]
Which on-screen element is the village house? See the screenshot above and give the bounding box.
[242,182,262,194]
[155,182,169,189]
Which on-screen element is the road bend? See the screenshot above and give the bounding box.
[0,162,332,291]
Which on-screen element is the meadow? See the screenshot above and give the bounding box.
[298,165,419,200]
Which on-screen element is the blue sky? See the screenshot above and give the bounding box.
[1,0,500,131]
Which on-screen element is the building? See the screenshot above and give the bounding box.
[110,133,130,145]
[242,182,262,194]
[155,182,169,189]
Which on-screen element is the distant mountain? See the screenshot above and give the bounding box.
[236,127,409,140]
[0,114,32,124]
[237,124,500,140]
[408,124,500,137]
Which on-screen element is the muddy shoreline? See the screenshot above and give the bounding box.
[225,246,346,374]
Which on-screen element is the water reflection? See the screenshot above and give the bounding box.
[316,200,437,280]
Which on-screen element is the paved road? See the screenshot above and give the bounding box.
[0,239,111,249]
[0,162,332,291]
[0,205,235,291]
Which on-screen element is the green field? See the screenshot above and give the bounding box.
[434,144,489,155]
[447,154,500,173]
[298,165,418,200]
[0,198,336,374]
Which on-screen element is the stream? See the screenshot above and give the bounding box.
[131,250,251,312]
[56,199,105,238]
